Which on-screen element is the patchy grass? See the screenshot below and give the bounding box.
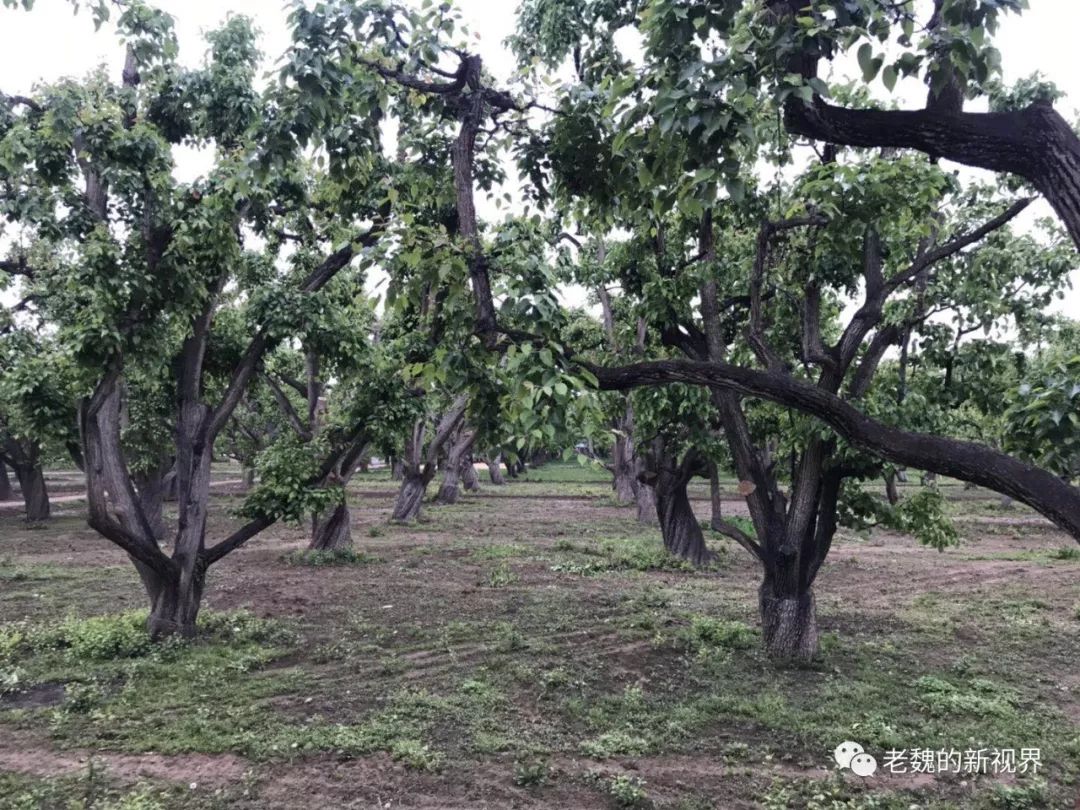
[280,548,379,566]
[0,462,1077,808]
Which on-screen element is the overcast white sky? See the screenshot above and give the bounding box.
[1,0,1077,317]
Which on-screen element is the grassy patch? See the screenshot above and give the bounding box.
[280,548,378,566]
[550,535,721,575]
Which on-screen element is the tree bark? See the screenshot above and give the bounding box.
[391,458,404,481]
[144,567,203,639]
[487,453,506,485]
[708,463,725,532]
[648,443,715,566]
[133,464,166,542]
[611,424,637,504]
[310,501,352,551]
[461,455,480,492]
[0,462,12,501]
[885,472,900,505]
[14,462,50,523]
[590,358,1080,540]
[434,465,462,505]
[783,97,1080,252]
[434,428,475,505]
[759,580,818,662]
[635,478,658,526]
[241,466,255,491]
[392,472,428,521]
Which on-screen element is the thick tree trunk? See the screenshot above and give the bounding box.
[649,444,714,565]
[309,501,352,551]
[636,480,658,526]
[434,429,474,505]
[143,567,203,639]
[392,473,428,521]
[655,480,713,565]
[14,463,50,522]
[613,468,636,503]
[391,459,404,481]
[487,453,506,485]
[759,580,818,662]
[434,464,462,504]
[0,462,12,501]
[241,466,255,491]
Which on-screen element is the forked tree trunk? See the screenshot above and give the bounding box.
[14,462,50,522]
[461,457,480,492]
[143,566,204,639]
[487,453,506,485]
[649,444,714,566]
[392,472,429,521]
[759,577,818,662]
[0,462,12,501]
[310,501,352,551]
[434,429,474,505]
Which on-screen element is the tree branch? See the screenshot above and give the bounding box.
[587,357,1080,540]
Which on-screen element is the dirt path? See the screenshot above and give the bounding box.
[0,479,246,511]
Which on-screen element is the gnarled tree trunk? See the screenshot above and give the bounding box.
[434,427,475,505]
[143,566,204,640]
[392,394,468,521]
[646,441,714,566]
[310,501,352,551]
[393,472,429,521]
[14,461,50,523]
[759,578,818,662]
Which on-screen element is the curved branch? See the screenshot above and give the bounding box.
[785,97,1080,250]
[588,358,1080,540]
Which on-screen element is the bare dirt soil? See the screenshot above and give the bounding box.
[1,468,1077,809]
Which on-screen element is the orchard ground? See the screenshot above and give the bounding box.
[0,463,1077,809]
